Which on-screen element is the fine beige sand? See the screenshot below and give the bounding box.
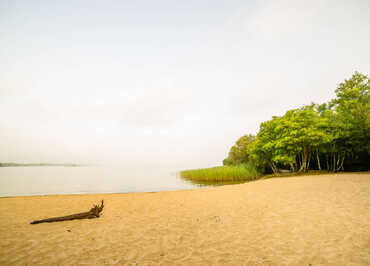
[0,173,369,265]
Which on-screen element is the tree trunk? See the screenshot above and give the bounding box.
[336,155,341,171]
[316,149,321,170]
[339,156,345,171]
[332,153,336,172]
[31,200,104,224]
[268,161,279,174]
[299,146,309,172]
[297,154,301,170]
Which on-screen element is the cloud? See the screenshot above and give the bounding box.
[120,87,191,128]
[223,0,370,120]
[1,0,369,168]
[246,0,323,41]
[246,0,370,42]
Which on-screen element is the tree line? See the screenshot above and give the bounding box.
[223,72,370,174]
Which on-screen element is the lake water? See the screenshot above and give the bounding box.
[0,166,199,197]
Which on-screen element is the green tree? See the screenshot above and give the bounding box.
[226,71,369,174]
[275,106,331,172]
[330,72,370,156]
[223,134,255,165]
[249,117,281,174]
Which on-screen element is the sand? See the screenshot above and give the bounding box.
[0,173,369,266]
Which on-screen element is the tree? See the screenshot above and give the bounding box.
[223,134,255,165]
[225,72,370,174]
[330,72,370,156]
[275,106,331,172]
[249,117,281,174]
[250,106,331,173]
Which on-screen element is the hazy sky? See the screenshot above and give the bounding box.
[1,0,369,169]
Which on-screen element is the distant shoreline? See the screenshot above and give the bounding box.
[0,163,83,167]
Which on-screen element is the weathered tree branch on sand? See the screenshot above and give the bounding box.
[30,200,104,224]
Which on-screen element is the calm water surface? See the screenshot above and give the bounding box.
[0,166,199,197]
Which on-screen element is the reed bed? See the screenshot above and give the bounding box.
[180,163,260,184]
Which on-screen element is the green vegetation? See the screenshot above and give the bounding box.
[223,134,255,166]
[181,72,369,184]
[180,163,260,185]
[225,72,370,174]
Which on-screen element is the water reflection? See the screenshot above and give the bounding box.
[0,166,196,197]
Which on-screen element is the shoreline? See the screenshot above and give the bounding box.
[1,171,368,199]
[0,186,207,199]
[1,172,369,265]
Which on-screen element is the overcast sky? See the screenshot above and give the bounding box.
[1,0,369,169]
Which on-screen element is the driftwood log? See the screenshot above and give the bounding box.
[30,200,104,224]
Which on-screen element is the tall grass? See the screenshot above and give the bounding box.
[180,163,260,185]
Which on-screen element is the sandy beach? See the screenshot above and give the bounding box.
[0,173,369,265]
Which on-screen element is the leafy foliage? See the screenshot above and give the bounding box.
[224,72,370,174]
[223,134,255,165]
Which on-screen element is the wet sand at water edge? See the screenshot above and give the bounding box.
[0,173,369,265]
